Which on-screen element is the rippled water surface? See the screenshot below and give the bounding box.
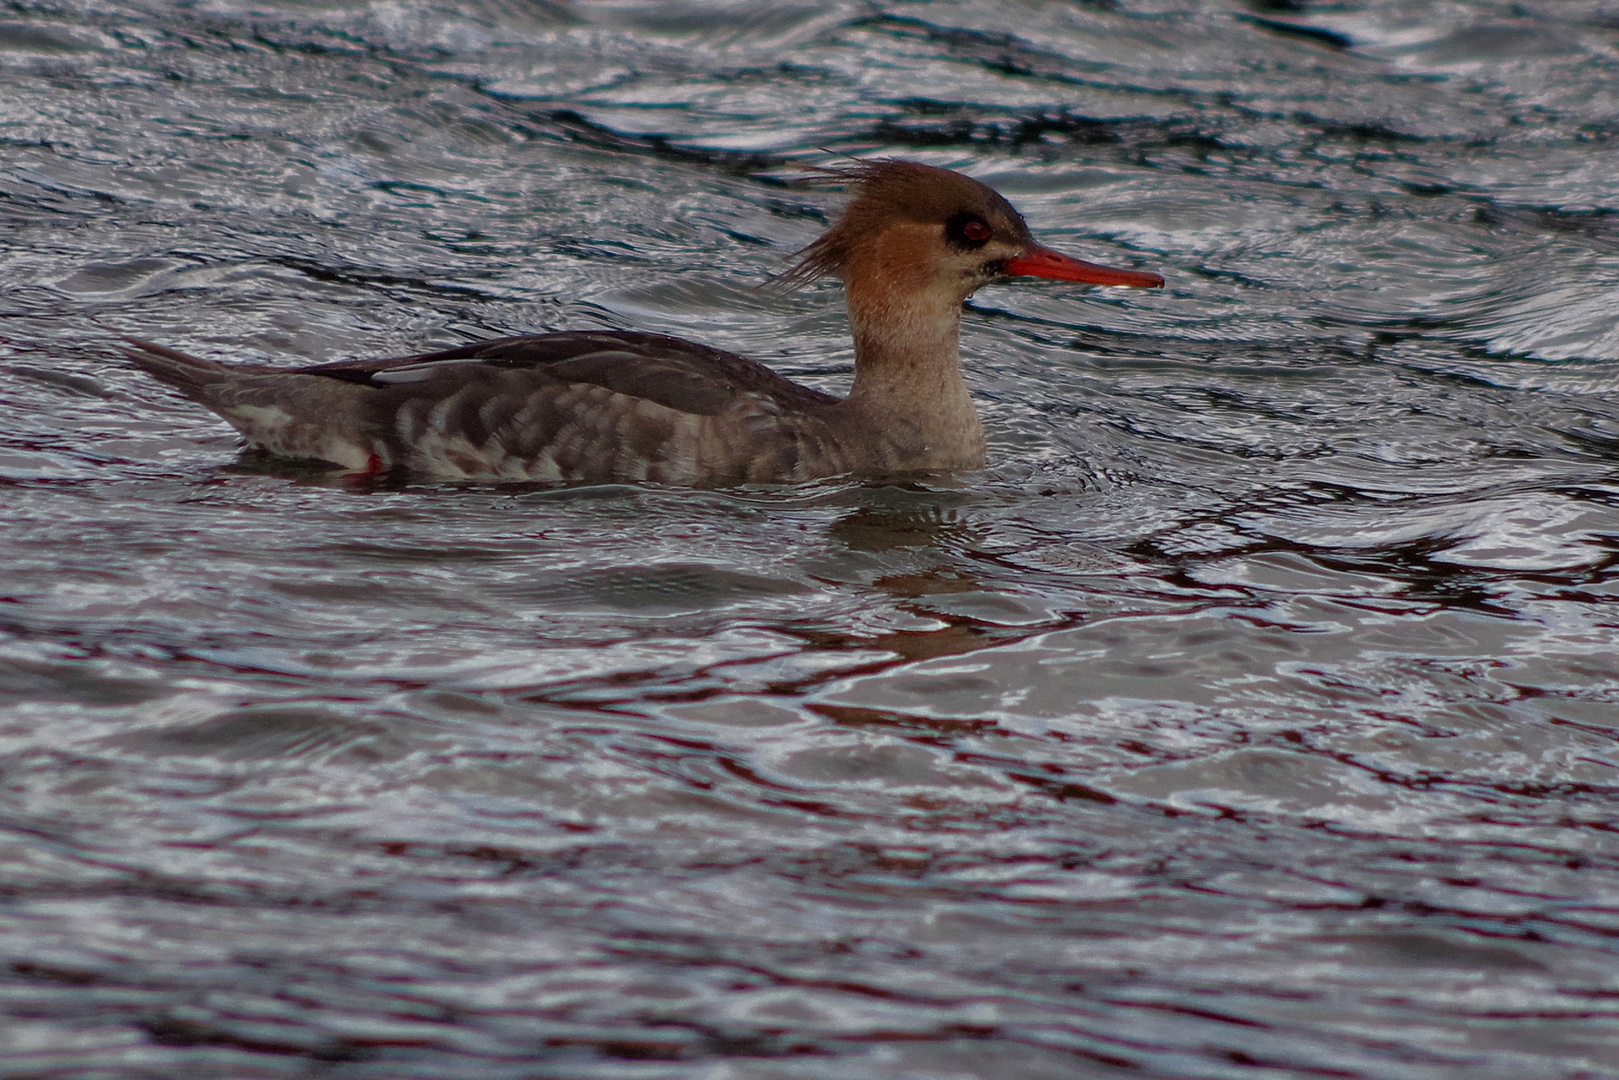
[5,2,1619,1076]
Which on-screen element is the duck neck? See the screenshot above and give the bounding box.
[843,290,977,428]
[838,288,985,468]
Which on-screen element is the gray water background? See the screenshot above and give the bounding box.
[3,1,1619,1077]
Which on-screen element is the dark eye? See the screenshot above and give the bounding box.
[945,212,994,250]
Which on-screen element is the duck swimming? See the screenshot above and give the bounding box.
[124,160,1163,484]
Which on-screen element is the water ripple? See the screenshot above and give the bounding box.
[3,1,1619,1077]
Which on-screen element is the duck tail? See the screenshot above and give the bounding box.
[118,336,247,396]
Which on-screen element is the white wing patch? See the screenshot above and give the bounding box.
[369,360,487,385]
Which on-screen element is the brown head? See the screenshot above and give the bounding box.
[779,159,1164,307]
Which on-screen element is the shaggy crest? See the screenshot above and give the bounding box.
[772,159,1034,292]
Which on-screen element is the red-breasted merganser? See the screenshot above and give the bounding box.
[124,160,1163,484]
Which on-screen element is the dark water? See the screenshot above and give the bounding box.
[4,1,1619,1076]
